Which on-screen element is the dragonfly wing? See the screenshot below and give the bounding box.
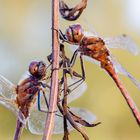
[83,19,139,55]
[110,55,140,89]
[0,93,26,125]
[40,77,87,105]
[28,107,97,135]
[68,44,78,53]
[28,99,63,135]
[59,77,87,104]
[105,35,139,55]
[83,19,101,37]
[28,107,46,135]
[0,74,16,99]
[0,96,27,125]
[0,97,18,114]
[28,106,66,135]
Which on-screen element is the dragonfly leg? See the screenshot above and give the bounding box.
[46,62,52,70]
[37,90,48,113]
[59,51,86,98]
[69,53,86,86]
[37,90,62,117]
[51,26,68,42]
[60,47,86,102]
[40,82,50,89]
[59,30,68,42]
[70,49,79,67]
[66,53,86,92]
[79,54,86,79]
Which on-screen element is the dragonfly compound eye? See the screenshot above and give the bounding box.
[29,61,46,79]
[29,61,39,76]
[66,24,84,44]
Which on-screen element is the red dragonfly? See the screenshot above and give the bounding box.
[59,23,140,125]
[0,61,96,138]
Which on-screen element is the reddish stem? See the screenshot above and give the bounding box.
[42,0,60,140]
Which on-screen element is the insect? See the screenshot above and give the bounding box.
[0,60,97,139]
[59,23,140,125]
[0,61,50,140]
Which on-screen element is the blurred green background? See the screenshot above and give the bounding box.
[0,0,140,140]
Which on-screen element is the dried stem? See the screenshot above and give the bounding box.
[13,119,24,140]
[42,0,60,140]
[59,0,88,21]
[61,46,69,140]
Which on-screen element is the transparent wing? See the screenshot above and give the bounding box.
[0,74,16,99]
[69,42,140,82]
[109,55,140,89]
[0,96,26,125]
[60,77,87,104]
[68,44,78,52]
[83,19,139,55]
[105,35,139,55]
[40,77,87,108]
[28,106,63,135]
[0,96,18,115]
[82,32,139,56]
[83,19,101,37]
[0,74,27,125]
[28,106,97,135]
[28,77,91,135]
[28,107,47,135]
[28,87,50,135]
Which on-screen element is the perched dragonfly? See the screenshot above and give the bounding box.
[0,61,49,140]
[59,23,140,125]
[0,61,97,138]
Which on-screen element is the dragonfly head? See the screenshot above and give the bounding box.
[66,24,84,44]
[29,61,46,79]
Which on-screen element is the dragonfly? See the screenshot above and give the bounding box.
[0,60,97,139]
[59,23,140,125]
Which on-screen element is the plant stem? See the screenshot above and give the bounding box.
[13,119,24,140]
[42,0,59,140]
[61,46,69,140]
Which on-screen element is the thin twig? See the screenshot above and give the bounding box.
[42,0,60,140]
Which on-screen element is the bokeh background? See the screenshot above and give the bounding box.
[0,0,140,140]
